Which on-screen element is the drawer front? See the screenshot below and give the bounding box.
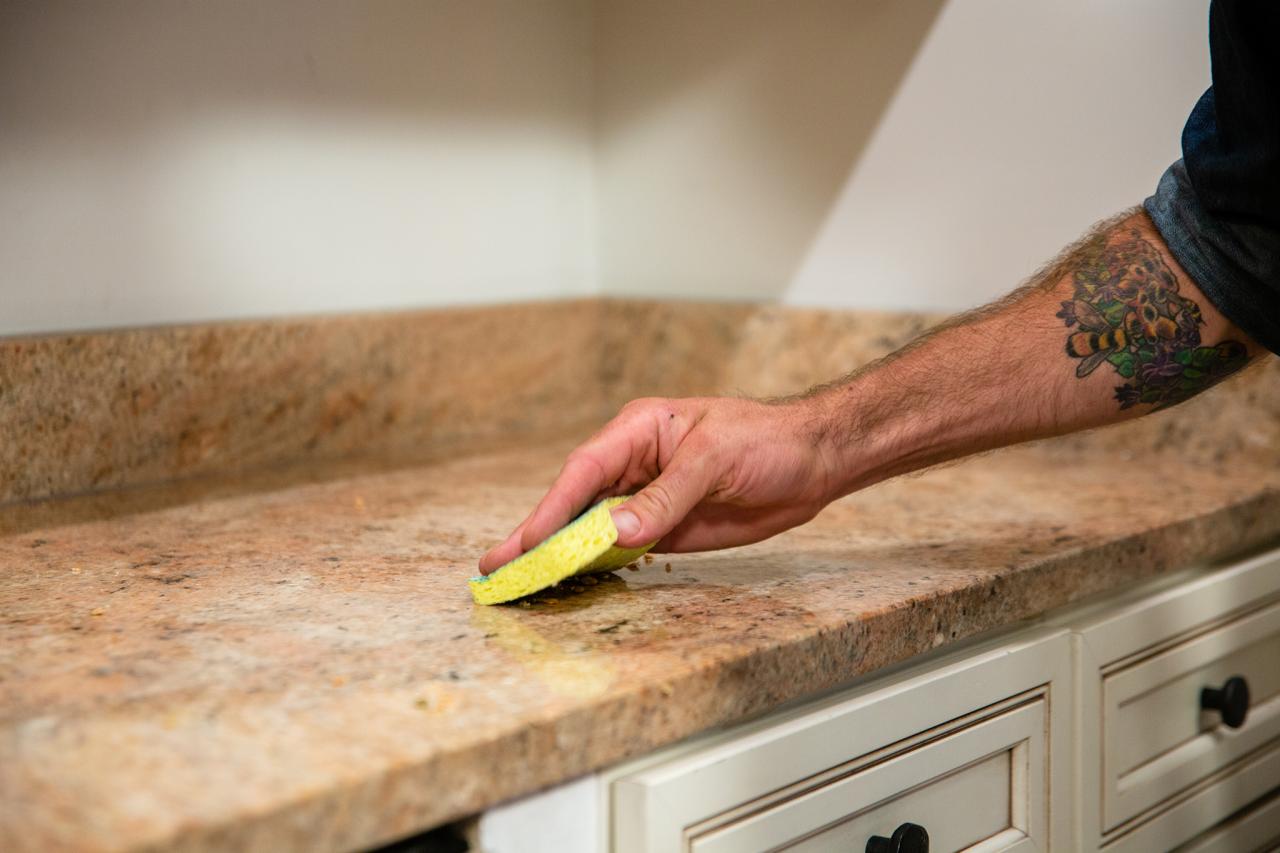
[1102,740,1280,853]
[1173,785,1280,853]
[1102,597,1280,827]
[609,629,1071,853]
[691,700,1044,853]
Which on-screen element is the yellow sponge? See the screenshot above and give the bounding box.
[469,496,655,605]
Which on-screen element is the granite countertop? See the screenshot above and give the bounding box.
[3,430,1279,852]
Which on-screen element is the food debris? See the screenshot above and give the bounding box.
[543,598,559,605]
[353,496,366,511]
[414,685,459,713]
[626,562,640,571]
[664,563,672,573]
[643,554,654,564]
[658,682,674,697]
[70,566,82,574]
[331,676,346,688]
[90,607,105,616]
[581,576,598,586]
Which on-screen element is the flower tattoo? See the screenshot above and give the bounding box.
[1058,230,1248,409]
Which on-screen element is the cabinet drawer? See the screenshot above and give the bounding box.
[608,628,1071,853]
[1102,740,1280,853]
[1073,545,1280,846]
[1102,597,1280,828]
[1173,784,1280,853]
[691,699,1044,853]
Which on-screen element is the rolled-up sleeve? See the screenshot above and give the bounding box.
[1144,1,1280,354]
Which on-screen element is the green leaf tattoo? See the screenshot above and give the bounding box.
[1055,229,1248,410]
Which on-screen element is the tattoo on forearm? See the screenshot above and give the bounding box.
[1056,229,1248,409]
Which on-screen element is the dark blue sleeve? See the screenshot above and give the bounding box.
[1144,1,1280,354]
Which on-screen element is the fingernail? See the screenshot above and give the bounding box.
[611,508,640,539]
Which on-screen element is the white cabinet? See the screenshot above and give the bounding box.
[1101,600,1280,826]
[690,699,1047,853]
[1074,547,1280,850]
[1097,743,1280,853]
[605,628,1072,853]
[1172,785,1280,853]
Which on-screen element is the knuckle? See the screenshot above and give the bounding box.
[569,451,606,482]
[622,396,669,416]
[683,431,722,467]
[638,480,678,519]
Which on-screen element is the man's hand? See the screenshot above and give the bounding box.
[478,397,838,573]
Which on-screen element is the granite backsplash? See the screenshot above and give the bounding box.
[4,298,1277,506]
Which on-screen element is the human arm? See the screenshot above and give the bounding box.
[478,210,1263,570]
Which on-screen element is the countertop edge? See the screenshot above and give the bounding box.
[135,487,1280,853]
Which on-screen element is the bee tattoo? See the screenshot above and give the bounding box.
[1057,229,1248,410]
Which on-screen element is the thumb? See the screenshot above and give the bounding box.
[611,450,714,548]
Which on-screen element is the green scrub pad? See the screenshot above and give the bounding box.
[470,496,654,605]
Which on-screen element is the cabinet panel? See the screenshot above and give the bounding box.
[1073,545,1280,849]
[692,701,1043,853]
[1103,598,1280,826]
[1101,740,1280,853]
[608,628,1071,853]
[1172,785,1280,853]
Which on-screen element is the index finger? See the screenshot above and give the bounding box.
[478,427,638,573]
[517,447,625,553]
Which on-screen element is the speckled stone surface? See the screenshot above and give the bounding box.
[2,302,1279,852]
[0,301,606,505]
[3,435,1279,852]
[8,299,1278,507]
[599,299,945,405]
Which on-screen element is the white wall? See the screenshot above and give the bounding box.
[0,1,595,336]
[2,1,1213,336]
[595,0,1212,312]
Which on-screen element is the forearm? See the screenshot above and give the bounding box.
[809,209,1262,497]
[482,210,1266,568]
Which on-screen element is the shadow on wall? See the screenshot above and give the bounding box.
[596,1,1210,312]
[0,1,592,126]
[594,0,946,303]
[0,0,597,336]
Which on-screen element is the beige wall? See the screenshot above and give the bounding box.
[2,1,1213,335]
[595,0,1212,311]
[0,0,595,336]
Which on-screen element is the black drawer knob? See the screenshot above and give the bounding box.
[866,822,929,853]
[1201,675,1250,729]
